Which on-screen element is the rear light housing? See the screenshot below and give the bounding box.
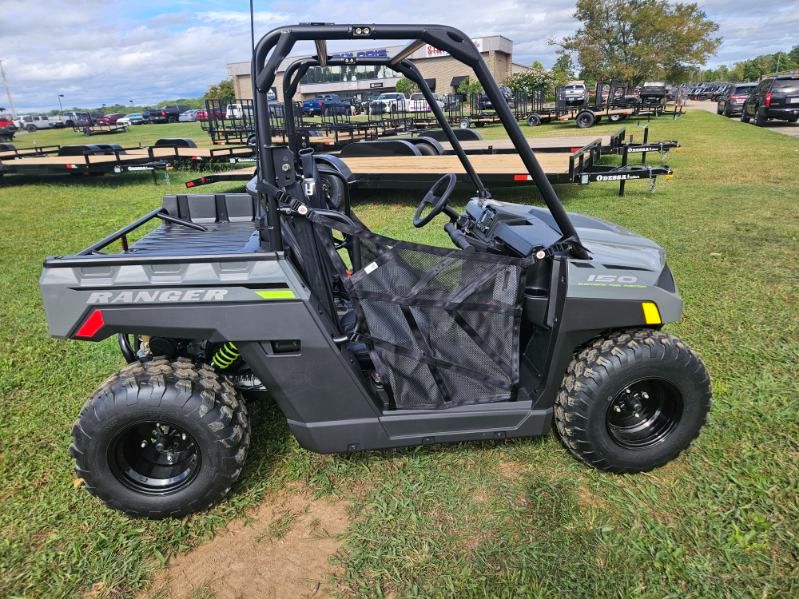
[74,309,105,339]
[764,92,772,108]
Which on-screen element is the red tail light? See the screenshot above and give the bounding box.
[764,92,772,108]
[75,309,105,339]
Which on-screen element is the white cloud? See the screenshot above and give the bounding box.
[0,0,794,113]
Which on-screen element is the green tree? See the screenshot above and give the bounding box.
[205,78,235,100]
[457,77,483,97]
[395,77,418,95]
[504,63,556,95]
[553,0,721,85]
[552,54,576,85]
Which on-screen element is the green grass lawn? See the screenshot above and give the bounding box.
[1,112,798,597]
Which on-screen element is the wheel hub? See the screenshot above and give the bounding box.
[606,379,683,449]
[110,421,201,495]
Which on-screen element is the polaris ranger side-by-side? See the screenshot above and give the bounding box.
[40,24,711,518]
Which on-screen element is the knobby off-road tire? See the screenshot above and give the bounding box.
[554,329,711,473]
[71,358,250,518]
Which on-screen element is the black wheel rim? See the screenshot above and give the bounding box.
[109,421,201,495]
[606,379,683,449]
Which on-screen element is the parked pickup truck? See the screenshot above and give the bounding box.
[407,93,445,112]
[145,105,191,124]
[302,95,351,117]
[369,92,409,114]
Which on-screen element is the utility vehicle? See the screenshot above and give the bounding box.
[40,24,711,519]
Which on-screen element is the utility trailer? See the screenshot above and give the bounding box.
[76,123,130,136]
[0,143,62,159]
[187,138,672,197]
[0,140,255,183]
[0,145,168,181]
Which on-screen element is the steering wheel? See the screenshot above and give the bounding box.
[413,174,457,228]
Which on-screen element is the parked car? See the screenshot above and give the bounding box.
[95,113,125,126]
[562,81,587,106]
[145,105,190,124]
[0,116,17,141]
[16,114,60,132]
[407,92,444,112]
[369,92,409,114]
[61,111,92,127]
[741,74,799,126]
[717,83,756,117]
[639,81,668,105]
[117,113,146,127]
[225,103,253,120]
[178,109,199,122]
[302,94,351,117]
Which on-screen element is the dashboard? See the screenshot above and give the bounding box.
[464,199,564,257]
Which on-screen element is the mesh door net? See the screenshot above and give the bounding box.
[310,212,532,410]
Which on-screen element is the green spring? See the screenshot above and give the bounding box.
[212,342,239,369]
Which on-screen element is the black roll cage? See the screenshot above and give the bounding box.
[251,23,585,257]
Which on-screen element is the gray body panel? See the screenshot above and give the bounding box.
[39,192,680,453]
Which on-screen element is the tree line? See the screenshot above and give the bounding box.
[692,47,799,83]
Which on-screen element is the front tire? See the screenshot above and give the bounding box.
[71,358,250,518]
[554,329,711,473]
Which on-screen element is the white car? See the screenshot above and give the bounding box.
[369,92,409,114]
[16,114,61,132]
[407,93,445,112]
[226,103,255,120]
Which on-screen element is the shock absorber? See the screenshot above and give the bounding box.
[212,342,239,369]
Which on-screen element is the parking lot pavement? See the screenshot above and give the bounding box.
[686,100,799,138]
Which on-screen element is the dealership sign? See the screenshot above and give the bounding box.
[332,48,389,58]
[425,39,483,57]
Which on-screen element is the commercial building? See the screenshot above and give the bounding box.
[228,35,529,102]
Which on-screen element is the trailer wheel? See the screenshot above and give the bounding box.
[459,117,471,129]
[575,111,596,128]
[608,114,622,122]
[71,358,250,518]
[555,329,711,473]
[526,114,541,127]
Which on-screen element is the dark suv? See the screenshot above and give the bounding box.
[741,74,799,126]
[144,105,190,124]
[717,83,756,117]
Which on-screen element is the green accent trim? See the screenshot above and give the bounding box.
[256,289,296,300]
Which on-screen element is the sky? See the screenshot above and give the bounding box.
[0,0,797,113]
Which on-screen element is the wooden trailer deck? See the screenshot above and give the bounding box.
[439,134,618,154]
[343,154,572,176]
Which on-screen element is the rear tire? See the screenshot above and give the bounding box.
[554,329,711,473]
[71,358,250,518]
[740,111,750,124]
[755,110,768,127]
[575,110,596,128]
[527,114,542,127]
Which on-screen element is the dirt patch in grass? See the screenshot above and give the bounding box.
[497,460,526,480]
[147,487,350,599]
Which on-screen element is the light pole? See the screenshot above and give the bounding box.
[0,59,16,119]
[57,94,64,116]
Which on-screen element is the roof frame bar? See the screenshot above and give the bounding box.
[281,55,488,196]
[389,39,426,65]
[251,24,585,257]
